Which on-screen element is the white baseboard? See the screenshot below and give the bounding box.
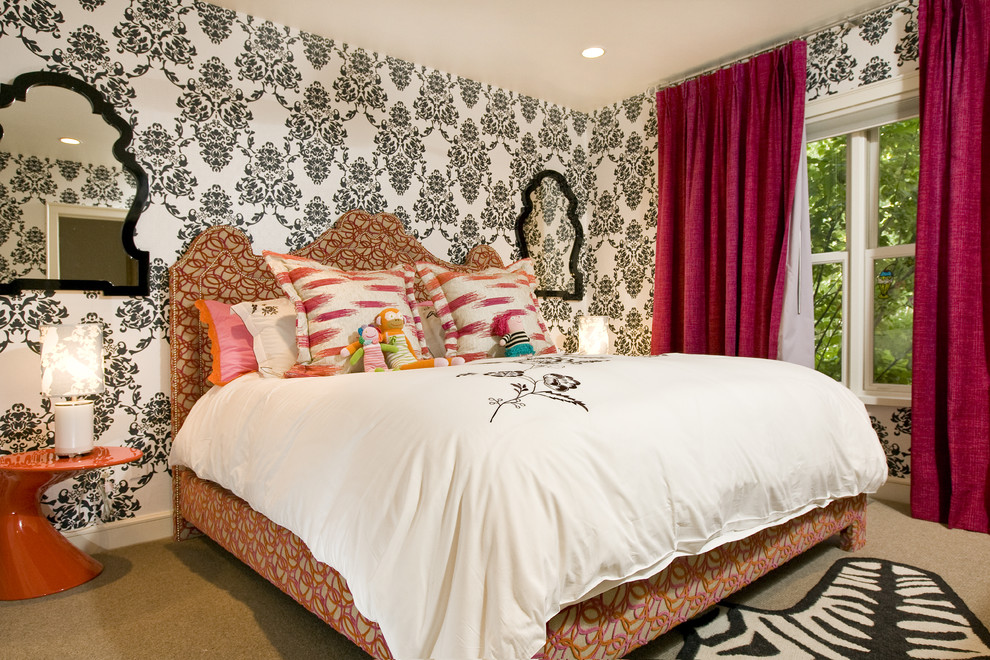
[63,511,172,554]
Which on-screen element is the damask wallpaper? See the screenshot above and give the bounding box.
[0,0,916,534]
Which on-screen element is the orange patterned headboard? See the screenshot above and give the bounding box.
[168,209,504,438]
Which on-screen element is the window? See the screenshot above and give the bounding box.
[806,85,919,403]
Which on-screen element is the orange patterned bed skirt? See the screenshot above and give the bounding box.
[174,467,866,659]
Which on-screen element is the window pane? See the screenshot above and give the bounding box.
[874,256,914,384]
[878,118,919,247]
[807,136,847,253]
[813,262,843,381]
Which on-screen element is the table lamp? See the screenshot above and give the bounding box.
[578,315,610,354]
[40,322,105,456]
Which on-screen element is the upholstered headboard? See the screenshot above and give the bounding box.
[168,209,505,438]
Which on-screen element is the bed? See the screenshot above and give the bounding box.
[168,209,887,660]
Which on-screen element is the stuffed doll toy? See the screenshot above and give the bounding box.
[492,312,535,358]
[374,308,465,369]
[340,325,397,372]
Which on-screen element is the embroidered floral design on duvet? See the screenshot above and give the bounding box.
[459,355,606,422]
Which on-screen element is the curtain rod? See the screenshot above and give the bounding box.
[648,0,911,93]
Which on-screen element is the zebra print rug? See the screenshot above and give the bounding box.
[676,558,990,659]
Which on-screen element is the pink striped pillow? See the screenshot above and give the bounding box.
[415,259,557,361]
[264,252,425,377]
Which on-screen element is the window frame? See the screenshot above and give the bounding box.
[806,73,919,406]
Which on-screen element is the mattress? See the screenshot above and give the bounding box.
[170,353,888,659]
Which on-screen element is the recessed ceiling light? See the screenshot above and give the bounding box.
[582,47,605,59]
[60,137,81,145]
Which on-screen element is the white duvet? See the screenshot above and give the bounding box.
[170,353,887,660]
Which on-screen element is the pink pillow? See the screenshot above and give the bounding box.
[195,299,258,385]
[263,251,426,377]
[415,259,557,361]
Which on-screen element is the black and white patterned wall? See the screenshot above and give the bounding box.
[871,406,913,481]
[0,0,916,533]
[806,1,919,99]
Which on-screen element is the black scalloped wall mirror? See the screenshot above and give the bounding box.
[515,169,584,300]
[0,71,149,296]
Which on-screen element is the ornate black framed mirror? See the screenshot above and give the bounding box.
[0,70,149,296]
[515,169,584,301]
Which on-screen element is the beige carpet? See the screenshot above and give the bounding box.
[1,498,987,660]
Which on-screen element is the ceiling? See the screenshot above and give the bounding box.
[209,0,890,112]
[0,85,123,169]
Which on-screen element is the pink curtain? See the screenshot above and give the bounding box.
[911,0,990,533]
[651,43,806,358]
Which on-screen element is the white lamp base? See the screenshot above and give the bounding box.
[53,400,95,456]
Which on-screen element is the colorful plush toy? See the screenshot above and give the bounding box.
[374,308,465,369]
[492,312,535,358]
[340,325,397,372]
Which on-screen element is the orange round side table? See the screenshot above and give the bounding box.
[0,446,142,600]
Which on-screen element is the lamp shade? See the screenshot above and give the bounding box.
[578,315,610,354]
[40,323,106,398]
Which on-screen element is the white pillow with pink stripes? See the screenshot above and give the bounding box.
[415,259,557,362]
[264,251,426,377]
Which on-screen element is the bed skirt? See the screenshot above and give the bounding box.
[173,466,866,659]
